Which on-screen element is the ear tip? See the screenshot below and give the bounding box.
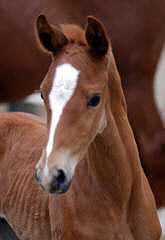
[37,14,47,25]
[86,16,109,56]
[87,16,97,24]
[87,16,105,30]
[38,14,46,20]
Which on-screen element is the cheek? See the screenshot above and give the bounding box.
[85,105,107,137]
[74,110,101,144]
[98,109,107,134]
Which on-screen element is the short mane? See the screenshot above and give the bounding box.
[60,24,86,45]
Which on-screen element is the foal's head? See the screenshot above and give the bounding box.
[35,15,111,193]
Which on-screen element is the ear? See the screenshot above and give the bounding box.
[36,14,68,54]
[85,16,109,56]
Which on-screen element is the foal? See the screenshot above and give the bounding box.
[0,16,161,239]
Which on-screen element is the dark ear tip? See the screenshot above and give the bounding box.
[86,16,109,56]
[87,16,94,23]
[37,14,48,26]
[38,14,46,21]
[87,16,101,26]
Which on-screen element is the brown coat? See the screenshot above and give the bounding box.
[0,17,161,239]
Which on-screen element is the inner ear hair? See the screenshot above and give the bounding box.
[86,16,109,56]
[36,14,68,54]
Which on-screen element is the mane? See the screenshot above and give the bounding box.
[60,24,86,46]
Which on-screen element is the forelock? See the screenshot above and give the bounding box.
[60,24,86,46]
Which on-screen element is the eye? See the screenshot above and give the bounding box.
[87,94,101,107]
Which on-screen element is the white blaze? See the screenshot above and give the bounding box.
[46,63,80,161]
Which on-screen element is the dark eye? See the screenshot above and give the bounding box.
[41,92,44,100]
[87,95,101,107]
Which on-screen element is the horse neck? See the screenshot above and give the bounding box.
[85,55,143,206]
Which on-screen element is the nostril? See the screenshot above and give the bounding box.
[56,169,66,185]
[49,169,71,194]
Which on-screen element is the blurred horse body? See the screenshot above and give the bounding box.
[0,0,165,207]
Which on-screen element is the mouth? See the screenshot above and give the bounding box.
[35,164,74,194]
[35,169,72,194]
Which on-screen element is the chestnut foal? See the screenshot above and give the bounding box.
[0,16,161,239]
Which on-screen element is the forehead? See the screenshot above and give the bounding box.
[41,46,107,94]
[53,63,80,91]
